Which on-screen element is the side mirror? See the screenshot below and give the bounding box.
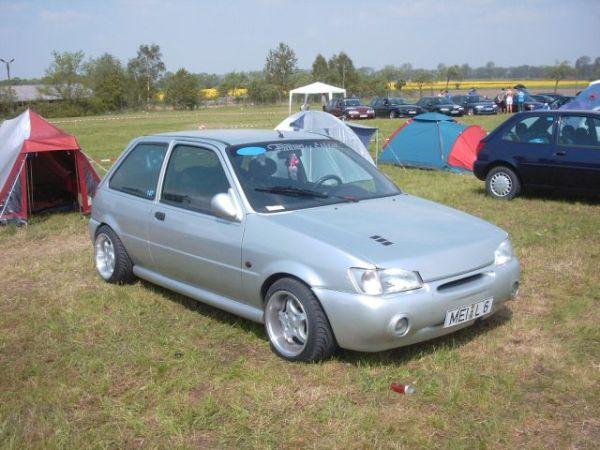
[211,189,241,221]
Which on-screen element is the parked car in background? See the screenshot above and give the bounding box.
[90,129,520,362]
[324,98,375,120]
[474,111,600,199]
[416,97,464,116]
[452,94,499,115]
[519,93,547,111]
[549,95,575,110]
[370,97,424,118]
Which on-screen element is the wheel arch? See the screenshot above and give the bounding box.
[484,160,522,184]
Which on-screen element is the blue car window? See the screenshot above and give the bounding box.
[503,116,555,144]
[559,116,600,147]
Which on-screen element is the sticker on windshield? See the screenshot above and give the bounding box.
[237,146,266,156]
[266,205,285,211]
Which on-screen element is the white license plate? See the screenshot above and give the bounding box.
[444,298,493,328]
[409,110,416,114]
[360,114,367,118]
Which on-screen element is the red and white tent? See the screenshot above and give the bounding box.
[0,109,100,222]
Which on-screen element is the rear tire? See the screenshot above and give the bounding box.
[264,278,337,362]
[94,225,135,284]
[485,166,521,200]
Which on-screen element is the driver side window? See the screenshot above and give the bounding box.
[160,145,230,215]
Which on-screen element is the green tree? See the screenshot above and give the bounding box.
[311,54,329,81]
[84,53,127,111]
[164,68,199,109]
[547,61,575,92]
[219,71,248,97]
[127,44,166,108]
[264,42,298,96]
[42,50,86,102]
[575,56,591,79]
[247,78,279,104]
[328,52,358,91]
[0,86,17,116]
[412,70,433,98]
[444,65,463,90]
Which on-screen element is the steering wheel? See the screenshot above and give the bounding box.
[314,174,343,187]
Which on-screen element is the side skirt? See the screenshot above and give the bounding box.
[133,266,264,324]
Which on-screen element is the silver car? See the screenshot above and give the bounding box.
[90,130,520,362]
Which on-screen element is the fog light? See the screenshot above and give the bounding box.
[390,315,410,337]
[511,281,520,299]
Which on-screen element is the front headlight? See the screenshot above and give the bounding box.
[348,268,423,295]
[494,239,514,265]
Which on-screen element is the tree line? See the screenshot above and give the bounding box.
[1,42,599,117]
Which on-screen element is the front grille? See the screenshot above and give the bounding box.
[437,273,484,292]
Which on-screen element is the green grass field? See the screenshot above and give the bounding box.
[1,106,599,449]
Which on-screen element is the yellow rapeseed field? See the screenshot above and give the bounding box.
[388,79,588,90]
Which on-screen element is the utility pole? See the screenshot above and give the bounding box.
[0,58,14,82]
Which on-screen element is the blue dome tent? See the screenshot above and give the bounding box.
[378,113,486,171]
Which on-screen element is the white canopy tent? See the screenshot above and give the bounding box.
[288,82,346,114]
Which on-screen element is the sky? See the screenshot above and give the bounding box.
[0,0,599,79]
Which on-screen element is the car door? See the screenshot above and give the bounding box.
[371,98,384,117]
[148,142,244,301]
[105,141,169,267]
[500,114,559,187]
[555,114,600,190]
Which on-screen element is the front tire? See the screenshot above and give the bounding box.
[485,166,521,200]
[264,278,337,362]
[94,225,135,283]
[389,110,397,119]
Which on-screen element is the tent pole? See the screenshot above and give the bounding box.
[437,121,444,164]
[375,130,379,166]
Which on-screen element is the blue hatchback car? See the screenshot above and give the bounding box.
[473,111,600,199]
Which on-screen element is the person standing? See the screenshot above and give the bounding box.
[516,89,525,112]
[505,88,514,113]
[495,88,506,113]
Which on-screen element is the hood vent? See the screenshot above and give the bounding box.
[370,235,394,246]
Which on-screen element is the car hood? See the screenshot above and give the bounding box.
[394,104,419,109]
[470,101,495,107]
[265,195,507,282]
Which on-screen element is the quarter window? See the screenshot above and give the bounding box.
[558,115,600,147]
[161,145,231,214]
[109,143,167,199]
[502,115,555,144]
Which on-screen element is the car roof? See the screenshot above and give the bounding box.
[151,129,331,146]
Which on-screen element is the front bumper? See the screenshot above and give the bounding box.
[314,259,520,352]
[474,108,498,115]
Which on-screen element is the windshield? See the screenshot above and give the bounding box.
[227,140,401,213]
[389,97,407,105]
[344,99,361,107]
[467,95,486,103]
[434,98,451,105]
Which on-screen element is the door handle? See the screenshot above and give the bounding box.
[154,211,165,221]
[553,150,566,156]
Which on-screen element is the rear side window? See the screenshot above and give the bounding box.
[502,115,555,144]
[109,143,167,199]
[161,145,231,214]
[558,115,600,147]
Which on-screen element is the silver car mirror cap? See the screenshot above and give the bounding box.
[211,190,241,221]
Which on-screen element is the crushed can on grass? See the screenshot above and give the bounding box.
[390,383,416,395]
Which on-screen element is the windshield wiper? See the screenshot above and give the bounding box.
[255,186,359,203]
[255,186,329,198]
